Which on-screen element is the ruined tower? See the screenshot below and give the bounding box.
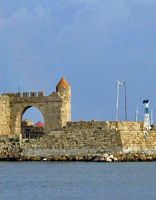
[56,77,71,127]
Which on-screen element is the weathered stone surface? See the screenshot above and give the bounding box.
[0,96,11,135]
[0,78,71,136]
[2,121,153,162]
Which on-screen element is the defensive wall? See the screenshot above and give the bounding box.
[1,78,156,161]
[1,121,156,161]
[20,121,156,159]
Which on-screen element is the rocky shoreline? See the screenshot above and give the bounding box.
[1,150,156,162]
[1,136,156,162]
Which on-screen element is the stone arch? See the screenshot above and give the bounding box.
[22,106,44,122]
[22,106,44,124]
[14,105,46,136]
[1,78,71,136]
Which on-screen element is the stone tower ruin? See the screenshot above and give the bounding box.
[0,77,71,136]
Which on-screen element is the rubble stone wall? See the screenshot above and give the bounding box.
[0,87,71,136]
[21,121,156,159]
[0,121,156,161]
[0,96,11,135]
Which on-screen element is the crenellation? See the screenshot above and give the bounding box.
[30,92,37,97]
[3,91,45,99]
[23,92,30,97]
[38,91,44,97]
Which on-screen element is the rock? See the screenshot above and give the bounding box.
[109,155,114,159]
[106,157,112,162]
[113,157,118,161]
[103,153,109,158]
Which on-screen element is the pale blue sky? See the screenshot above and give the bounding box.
[0,0,156,122]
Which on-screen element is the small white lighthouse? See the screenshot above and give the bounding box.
[143,100,151,130]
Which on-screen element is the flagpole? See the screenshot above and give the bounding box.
[116,80,119,121]
[124,82,127,121]
[135,107,138,121]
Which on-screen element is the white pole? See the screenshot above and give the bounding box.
[135,107,138,121]
[116,81,119,121]
[124,82,127,121]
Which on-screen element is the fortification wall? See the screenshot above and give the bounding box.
[21,127,122,158]
[8,91,63,134]
[0,121,156,161]
[0,96,11,135]
[120,129,156,153]
[0,78,71,136]
[66,121,143,130]
[20,121,156,160]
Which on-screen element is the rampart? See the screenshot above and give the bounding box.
[18,121,156,161]
[0,119,156,161]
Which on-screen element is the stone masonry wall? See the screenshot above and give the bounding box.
[21,127,122,158]
[21,121,156,159]
[1,121,156,161]
[0,87,71,136]
[0,136,21,160]
[9,92,63,135]
[0,96,11,135]
[120,129,156,153]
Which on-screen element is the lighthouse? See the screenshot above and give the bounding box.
[143,100,151,130]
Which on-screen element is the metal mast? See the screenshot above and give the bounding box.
[116,80,127,121]
[135,107,139,121]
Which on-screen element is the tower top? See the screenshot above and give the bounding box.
[143,100,149,104]
[56,77,70,91]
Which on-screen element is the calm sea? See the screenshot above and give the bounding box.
[1,161,156,200]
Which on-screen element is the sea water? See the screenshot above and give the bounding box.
[0,162,156,200]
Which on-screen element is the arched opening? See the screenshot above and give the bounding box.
[21,107,45,139]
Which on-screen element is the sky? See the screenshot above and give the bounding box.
[0,0,156,123]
